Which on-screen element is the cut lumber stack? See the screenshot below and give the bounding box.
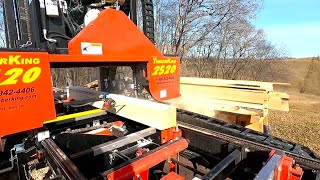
[84,80,99,90]
[166,77,290,133]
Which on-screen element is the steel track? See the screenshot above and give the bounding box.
[176,110,320,170]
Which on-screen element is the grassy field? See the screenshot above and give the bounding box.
[266,58,320,154]
[269,91,320,154]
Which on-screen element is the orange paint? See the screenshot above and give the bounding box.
[0,52,55,136]
[106,139,188,180]
[0,8,181,136]
[50,9,180,101]
[161,127,182,144]
[161,172,185,180]
[65,9,164,61]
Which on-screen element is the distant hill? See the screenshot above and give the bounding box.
[260,57,320,96]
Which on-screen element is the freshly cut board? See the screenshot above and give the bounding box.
[68,87,177,130]
[180,77,290,91]
[180,84,268,104]
[108,94,177,130]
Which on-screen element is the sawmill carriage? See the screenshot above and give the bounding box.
[0,0,319,179]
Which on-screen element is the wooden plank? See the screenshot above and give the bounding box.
[165,98,217,117]
[166,96,265,110]
[273,83,291,86]
[180,77,275,91]
[267,97,289,111]
[181,77,291,90]
[108,94,177,130]
[269,92,290,100]
[267,92,290,111]
[165,96,262,122]
[84,80,98,89]
[180,84,268,104]
[246,116,264,132]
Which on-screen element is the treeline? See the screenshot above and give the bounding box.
[154,0,287,80]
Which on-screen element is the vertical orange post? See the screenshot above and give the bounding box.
[161,127,183,172]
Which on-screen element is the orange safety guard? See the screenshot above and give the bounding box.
[49,8,180,101]
[50,8,164,62]
[0,52,56,136]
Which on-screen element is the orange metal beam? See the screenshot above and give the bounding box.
[105,139,188,180]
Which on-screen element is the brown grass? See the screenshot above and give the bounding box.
[266,58,320,155]
[262,58,320,95]
[269,91,320,154]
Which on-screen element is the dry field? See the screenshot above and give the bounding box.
[266,58,320,155]
[269,90,320,154]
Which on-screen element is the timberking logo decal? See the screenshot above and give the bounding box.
[0,55,40,65]
[152,57,177,64]
[151,58,177,76]
[0,53,56,137]
[0,55,42,85]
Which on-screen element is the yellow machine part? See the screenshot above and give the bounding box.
[44,109,105,124]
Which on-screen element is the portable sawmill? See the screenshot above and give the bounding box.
[0,0,319,180]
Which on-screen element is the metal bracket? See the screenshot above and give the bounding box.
[0,148,16,174]
[202,149,242,180]
[254,152,284,180]
[37,130,50,142]
[92,127,156,156]
[14,143,25,154]
[70,127,156,159]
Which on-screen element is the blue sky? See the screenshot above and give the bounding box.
[253,0,320,58]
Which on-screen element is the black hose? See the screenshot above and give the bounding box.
[49,34,72,40]
[48,32,72,40]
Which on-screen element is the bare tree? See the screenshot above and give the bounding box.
[153,0,287,81]
[154,0,262,59]
[3,0,285,86]
[0,0,6,47]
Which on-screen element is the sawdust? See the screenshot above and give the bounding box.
[28,159,51,180]
[269,90,320,155]
[30,167,50,180]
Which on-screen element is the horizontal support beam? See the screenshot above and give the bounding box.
[70,127,156,158]
[92,127,156,156]
[104,138,188,180]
